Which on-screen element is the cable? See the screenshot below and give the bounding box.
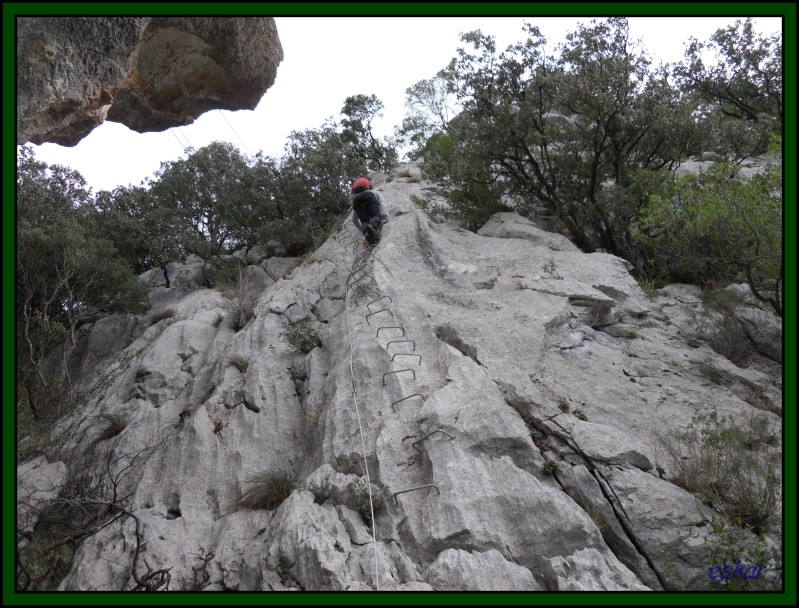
[344,272,380,591]
[217,110,253,157]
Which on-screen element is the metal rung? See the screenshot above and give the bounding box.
[366,295,392,312]
[391,353,422,364]
[346,267,371,287]
[386,339,415,351]
[412,429,455,452]
[383,368,415,386]
[376,326,405,338]
[356,249,377,262]
[353,251,376,267]
[354,289,380,303]
[390,393,426,413]
[349,262,373,278]
[366,308,394,325]
[347,274,377,291]
[393,484,440,504]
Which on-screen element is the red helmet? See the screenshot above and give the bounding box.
[351,176,371,193]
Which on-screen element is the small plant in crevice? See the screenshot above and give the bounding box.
[542,260,562,280]
[573,409,588,421]
[544,460,560,476]
[228,354,249,374]
[634,273,658,300]
[282,316,322,354]
[410,193,448,222]
[233,466,298,511]
[220,268,263,332]
[306,475,332,505]
[556,396,571,414]
[210,415,226,435]
[305,403,326,428]
[149,308,176,326]
[586,502,607,531]
[353,477,387,528]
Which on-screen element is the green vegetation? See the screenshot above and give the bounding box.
[228,354,249,374]
[398,18,781,315]
[219,267,263,331]
[703,518,782,591]
[282,317,322,354]
[306,475,332,505]
[149,308,176,326]
[657,408,779,535]
[234,466,299,510]
[544,460,560,476]
[634,151,782,316]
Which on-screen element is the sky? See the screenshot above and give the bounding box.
[27,15,783,193]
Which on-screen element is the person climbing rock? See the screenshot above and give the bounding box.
[351,176,387,248]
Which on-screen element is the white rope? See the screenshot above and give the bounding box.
[344,279,380,591]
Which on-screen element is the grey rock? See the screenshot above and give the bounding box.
[425,548,543,590]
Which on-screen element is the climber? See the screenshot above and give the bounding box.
[351,176,387,248]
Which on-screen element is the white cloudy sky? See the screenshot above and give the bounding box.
[27,16,782,193]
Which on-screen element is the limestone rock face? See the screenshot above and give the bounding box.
[23,163,781,592]
[16,17,283,146]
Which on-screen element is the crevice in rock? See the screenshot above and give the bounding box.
[501,391,667,590]
[592,468,671,591]
[434,324,482,366]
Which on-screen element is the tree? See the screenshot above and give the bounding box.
[148,142,255,263]
[16,147,148,417]
[339,94,398,172]
[442,19,690,250]
[634,142,782,316]
[398,73,458,158]
[93,186,182,285]
[674,18,782,124]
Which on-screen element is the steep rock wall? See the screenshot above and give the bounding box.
[22,166,782,592]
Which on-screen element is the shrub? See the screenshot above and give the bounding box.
[542,261,562,280]
[282,317,322,353]
[228,354,249,374]
[221,268,263,332]
[149,308,176,326]
[234,466,298,510]
[556,396,570,414]
[544,460,560,475]
[657,408,780,535]
[306,475,331,505]
[353,477,386,528]
[703,518,782,591]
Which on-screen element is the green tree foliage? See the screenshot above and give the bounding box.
[634,144,782,316]
[148,142,255,263]
[435,19,699,247]
[339,94,399,172]
[398,73,458,158]
[93,186,182,285]
[674,18,782,125]
[16,147,149,416]
[671,19,782,160]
